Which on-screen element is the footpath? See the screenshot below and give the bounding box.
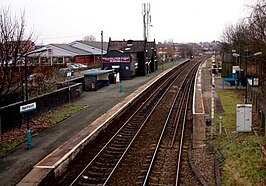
[0,60,185,186]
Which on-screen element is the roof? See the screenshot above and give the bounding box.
[108,40,156,53]
[50,44,92,55]
[76,41,108,51]
[104,50,131,57]
[84,70,113,76]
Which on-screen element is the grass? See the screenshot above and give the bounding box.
[0,103,86,154]
[214,89,266,186]
[215,89,244,128]
[47,104,86,127]
[222,136,265,186]
[0,142,20,154]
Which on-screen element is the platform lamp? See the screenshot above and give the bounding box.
[233,51,262,104]
[23,47,48,149]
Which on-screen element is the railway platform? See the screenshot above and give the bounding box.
[0,59,187,186]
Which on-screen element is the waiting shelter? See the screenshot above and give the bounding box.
[83,70,113,91]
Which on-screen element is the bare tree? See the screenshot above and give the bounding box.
[220,0,266,91]
[0,7,33,106]
[83,35,96,41]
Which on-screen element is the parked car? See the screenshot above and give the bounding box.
[76,63,88,69]
[70,64,79,70]
[66,63,88,71]
[71,63,88,69]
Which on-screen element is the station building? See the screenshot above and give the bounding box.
[102,39,158,80]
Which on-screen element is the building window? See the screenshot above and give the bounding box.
[64,57,71,63]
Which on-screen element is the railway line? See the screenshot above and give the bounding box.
[56,58,210,185]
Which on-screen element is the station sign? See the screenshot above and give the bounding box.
[103,56,130,63]
[233,66,240,72]
[112,65,120,69]
[20,102,37,113]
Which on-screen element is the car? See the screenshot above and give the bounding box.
[69,64,79,70]
[73,63,88,69]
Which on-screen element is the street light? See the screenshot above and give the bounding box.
[232,51,262,104]
[23,47,48,149]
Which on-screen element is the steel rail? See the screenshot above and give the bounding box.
[102,64,190,186]
[175,66,198,185]
[70,63,189,186]
[170,77,190,148]
[142,62,199,186]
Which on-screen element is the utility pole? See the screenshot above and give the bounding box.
[101,30,103,69]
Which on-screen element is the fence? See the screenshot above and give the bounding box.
[0,83,82,133]
[248,84,266,136]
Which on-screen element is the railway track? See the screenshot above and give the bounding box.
[142,62,199,186]
[57,58,208,185]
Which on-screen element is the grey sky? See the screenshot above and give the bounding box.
[2,0,255,44]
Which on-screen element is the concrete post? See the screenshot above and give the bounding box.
[219,116,222,135]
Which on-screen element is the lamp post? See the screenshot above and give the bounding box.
[233,51,262,104]
[232,49,242,89]
[23,47,48,149]
[24,55,31,149]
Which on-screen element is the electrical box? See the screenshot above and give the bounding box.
[236,104,252,132]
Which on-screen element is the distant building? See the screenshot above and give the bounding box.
[28,41,108,66]
[69,41,108,65]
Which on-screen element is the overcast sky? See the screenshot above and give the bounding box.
[2,0,256,44]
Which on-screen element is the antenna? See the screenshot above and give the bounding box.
[142,3,152,40]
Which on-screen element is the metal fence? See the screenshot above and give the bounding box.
[0,83,82,133]
[248,84,266,136]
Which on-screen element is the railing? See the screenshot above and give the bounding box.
[0,83,82,133]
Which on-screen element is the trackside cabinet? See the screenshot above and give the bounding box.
[236,104,252,132]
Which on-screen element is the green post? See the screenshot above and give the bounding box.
[26,129,32,149]
[119,82,122,93]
